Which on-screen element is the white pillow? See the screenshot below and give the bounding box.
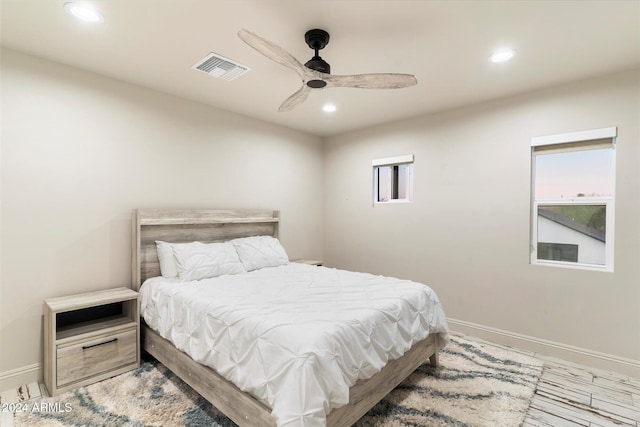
[171,241,246,281]
[231,235,289,272]
[155,241,178,278]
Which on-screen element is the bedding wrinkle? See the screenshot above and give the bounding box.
[140,263,449,427]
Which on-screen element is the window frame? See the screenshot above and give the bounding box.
[530,127,616,272]
[372,154,414,205]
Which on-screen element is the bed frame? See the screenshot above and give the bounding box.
[132,208,440,427]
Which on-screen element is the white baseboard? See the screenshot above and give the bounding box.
[448,318,640,378]
[0,363,40,392]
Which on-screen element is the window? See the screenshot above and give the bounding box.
[530,127,616,271]
[373,155,414,203]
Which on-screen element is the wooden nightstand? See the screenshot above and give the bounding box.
[43,287,140,396]
[292,259,323,266]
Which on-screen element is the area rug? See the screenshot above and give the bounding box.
[14,335,543,427]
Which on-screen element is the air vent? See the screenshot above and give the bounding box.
[192,52,250,81]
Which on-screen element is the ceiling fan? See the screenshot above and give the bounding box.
[237,28,418,112]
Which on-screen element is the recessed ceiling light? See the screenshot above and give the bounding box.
[322,103,337,113]
[64,2,104,23]
[489,49,516,63]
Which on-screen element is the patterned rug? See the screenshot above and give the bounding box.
[14,335,543,427]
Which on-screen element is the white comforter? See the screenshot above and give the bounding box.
[140,263,449,427]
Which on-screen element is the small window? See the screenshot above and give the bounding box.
[373,155,414,203]
[530,127,616,271]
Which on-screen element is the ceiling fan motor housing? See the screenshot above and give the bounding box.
[305,56,330,74]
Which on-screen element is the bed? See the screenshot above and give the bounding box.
[132,209,449,427]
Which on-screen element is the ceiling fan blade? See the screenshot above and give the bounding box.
[278,85,312,112]
[324,73,417,89]
[238,28,310,81]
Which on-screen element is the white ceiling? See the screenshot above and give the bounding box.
[2,0,639,137]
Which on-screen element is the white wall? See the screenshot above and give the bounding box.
[323,69,640,376]
[0,48,324,388]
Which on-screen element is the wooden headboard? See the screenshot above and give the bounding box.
[131,209,280,290]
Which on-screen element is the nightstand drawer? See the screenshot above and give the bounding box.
[56,327,137,387]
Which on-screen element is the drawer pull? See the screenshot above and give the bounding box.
[82,338,118,350]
